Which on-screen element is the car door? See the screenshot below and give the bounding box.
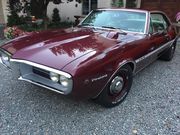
[135,12,173,72]
[148,13,172,61]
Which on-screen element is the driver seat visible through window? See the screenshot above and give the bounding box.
[150,13,169,33]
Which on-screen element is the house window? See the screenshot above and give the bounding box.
[82,0,97,15]
[112,0,141,8]
[126,0,141,8]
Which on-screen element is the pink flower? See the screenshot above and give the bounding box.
[176,12,180,22]
[4,26,25,39]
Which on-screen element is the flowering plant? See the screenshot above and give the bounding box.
[4,26,24,39]
[176,12,180,22]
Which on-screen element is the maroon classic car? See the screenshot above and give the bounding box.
[0,9,178,107]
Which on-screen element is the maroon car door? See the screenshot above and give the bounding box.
[135,13,173,72]
[148,13,172,60]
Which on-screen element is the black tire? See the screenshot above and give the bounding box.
[96,65,133,108]
[159,40,177,61]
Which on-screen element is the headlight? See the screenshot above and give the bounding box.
[50,72,59,83]
[60,75,69,87]
[1,53,9,61]
[0,53,11,67]
[49,72,71,87]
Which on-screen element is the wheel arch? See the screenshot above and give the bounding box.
[93,60,136,99]
[120,61,136,74]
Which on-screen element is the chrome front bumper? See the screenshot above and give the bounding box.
[0,50,73,95]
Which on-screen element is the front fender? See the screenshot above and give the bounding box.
[63,50,136,99]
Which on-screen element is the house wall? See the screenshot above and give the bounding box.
[141,0,180,22]
[0,0,8,24]
[47,0,112,22]
[47,1,82,22]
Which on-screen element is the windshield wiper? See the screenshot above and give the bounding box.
[101,26,127,34]
[101,26,117,29]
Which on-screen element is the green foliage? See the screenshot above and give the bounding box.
[52,8,61,25]
[18,24,44,32]
[7,0,25,26]
[112,0,124,7]
[7,11,25,27]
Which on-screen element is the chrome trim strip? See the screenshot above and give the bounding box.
[18,76,66,95]
[135,39,175,63]
[0,48,12,57]
[144,12,149,34]
[10,59,72,78]
[79,10,93,26]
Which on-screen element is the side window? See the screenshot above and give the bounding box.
[150,13,170,33]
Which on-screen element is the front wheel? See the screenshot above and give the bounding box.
[96,65,133,108]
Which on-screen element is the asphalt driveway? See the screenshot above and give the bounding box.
[0,39,180,135]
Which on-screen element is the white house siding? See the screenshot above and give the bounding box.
[47,1,82,22]
[1,0,8,23]
[1,0,112,23]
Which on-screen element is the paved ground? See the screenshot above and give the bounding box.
[0,39,180,135]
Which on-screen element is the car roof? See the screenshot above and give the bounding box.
[97,8,166,15]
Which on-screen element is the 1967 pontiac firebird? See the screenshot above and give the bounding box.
[0,9,178,107]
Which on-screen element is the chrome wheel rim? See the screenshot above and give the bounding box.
[110,76,124,95]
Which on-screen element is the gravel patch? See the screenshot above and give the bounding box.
[0,40,180,135]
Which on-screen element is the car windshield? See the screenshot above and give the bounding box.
[81,10,147,33]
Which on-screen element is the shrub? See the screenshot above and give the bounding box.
[7,0,25,27]
[52,8,61,26]
[7,11,24,27]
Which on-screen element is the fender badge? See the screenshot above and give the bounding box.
[92,74,108,82]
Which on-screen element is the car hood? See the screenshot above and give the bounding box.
[1,27,142,70]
